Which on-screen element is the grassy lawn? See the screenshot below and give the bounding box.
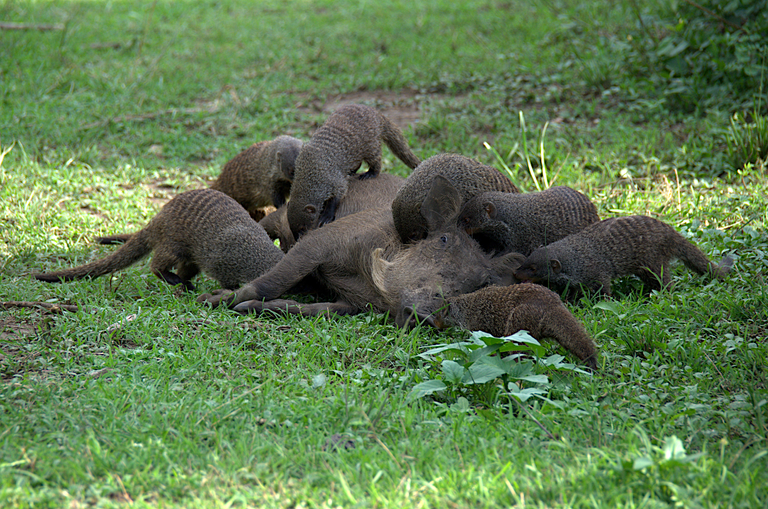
[2,0,767,507]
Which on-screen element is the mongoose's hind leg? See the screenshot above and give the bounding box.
[150,249,193,291]
[176,262,201,285]
[154,269,195,291]
[359,154,381,180]
[637,263,668,293]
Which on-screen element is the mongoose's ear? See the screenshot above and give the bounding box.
[304,204,317,215]
[550,259,562,274]
[420,175,462,231]
[484,202,497,219]
[370,248,395,296]
[277,151,294,180]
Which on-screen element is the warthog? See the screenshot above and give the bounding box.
[199,177,523,327]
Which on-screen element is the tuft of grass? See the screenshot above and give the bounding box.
[728,109,768,171]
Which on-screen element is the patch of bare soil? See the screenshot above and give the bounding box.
[298,89,424,131]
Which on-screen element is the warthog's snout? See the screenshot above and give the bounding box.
[397,305,438,329]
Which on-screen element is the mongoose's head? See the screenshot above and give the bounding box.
[514,248,562,283]
[273,135,304,181]
[288,147,348,239]
[457,195,496,235]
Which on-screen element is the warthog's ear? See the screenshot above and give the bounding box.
[490,251,527,286]
[420,175,462,232]
[370,247,395,296]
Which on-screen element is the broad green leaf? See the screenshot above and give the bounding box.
[505,360,536,378]
[467,343,503,364]
[517,374,549,384]
[451,397,471,412]
[594,300,623,317]
[539,354,566,366]
[408,380,447,400]
[463,362,507,385]
[633,457,654,471]
[476,354,509,373]
[469,330,497,345]
[441,360,466,384]
[662,436,687,462]
[419,342,476,358]
[506,386,548,402]
[501,330,540,345]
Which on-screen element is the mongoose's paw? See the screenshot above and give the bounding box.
[196,289,237,308]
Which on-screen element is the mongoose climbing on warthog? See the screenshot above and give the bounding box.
[392,153,520,243]
[458,186,600,255]
[287,104,420,240]
[429,283,599,370]
[260,172,405,252]
[514,215,733,297]
[35,189,284,291]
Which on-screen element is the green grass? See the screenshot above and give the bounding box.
[2,0,768,507]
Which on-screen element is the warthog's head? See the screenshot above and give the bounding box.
[372,176,524,328]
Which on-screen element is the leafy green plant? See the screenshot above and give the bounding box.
[409,330,589,406]
[622,0,768,113]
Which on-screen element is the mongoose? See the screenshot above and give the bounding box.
[35,189,284,291]
[431,284,598,370]
[211,135,304,217]
[259,173,405,252]
[199,177,525,329]
[392,153,520,243]
[457,186,600,255]
[94,135,303,245]
[514,215,734,297]
[287,104,420,240]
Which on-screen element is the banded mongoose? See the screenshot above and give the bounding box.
[35,189,284,291]
[392,153,520,243]
[514,215,733,297]
[287,104,420,240]
[260,173,406,252]
[95,135,303,246]
[458,186,600,255]
[432,283,598,370]
[211,135,304,217]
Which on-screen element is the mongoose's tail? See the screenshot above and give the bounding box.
[676,239,733,280]
[505,287,598,371]
[95,233,133,245]
[380,117,421,169]
[35,230,153,283]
